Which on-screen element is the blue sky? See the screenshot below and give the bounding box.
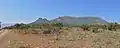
[0,0,120,23]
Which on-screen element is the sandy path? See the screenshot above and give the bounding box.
[0,30,9,41]
[0,30,9,48]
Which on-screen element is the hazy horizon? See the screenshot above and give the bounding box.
[0,0,120,23]
[1,16,119,24]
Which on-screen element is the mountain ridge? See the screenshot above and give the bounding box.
[31,16,108,25]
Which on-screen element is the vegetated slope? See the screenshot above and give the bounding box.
[52,16,108,25]
[31,16,108,25]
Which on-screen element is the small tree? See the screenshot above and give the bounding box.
[52,23,63,29]
[14,23,27,29]
[14,23,21,28]
[80,24,90,31]
[107,22,118,31]
[92,27,99,33]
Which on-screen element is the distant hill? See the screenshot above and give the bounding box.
[1,23,15,28]
[52,16,108,25]
[31,18,50,24]
[31,16,108,25]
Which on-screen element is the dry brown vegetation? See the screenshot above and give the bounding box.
[3,23,120,48]
[7,28,120,48]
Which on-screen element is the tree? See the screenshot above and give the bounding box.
[53,23,63,29]
[107,22,118,31]
[81,24,90,31]
[14,23,26,29]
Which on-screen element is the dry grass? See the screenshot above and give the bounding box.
[11,29,42,34]
[7,27,120,48]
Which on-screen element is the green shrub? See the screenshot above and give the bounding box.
[91,27,99,33]
[52,23,63,29]
[107,23,117,31]
[80,24,90,31]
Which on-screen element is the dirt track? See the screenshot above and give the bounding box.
[0,30,9,48]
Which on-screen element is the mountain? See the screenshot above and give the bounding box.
[52,16,108,25]
[31,16,108,25]
[31,18,50,24]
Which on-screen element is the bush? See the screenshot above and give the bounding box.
[42,29,51,34]
[52,23,63,29]
[42,23,63,34]
[107,23,117,31]
[91,27,99,33]
[80,24,90,31]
